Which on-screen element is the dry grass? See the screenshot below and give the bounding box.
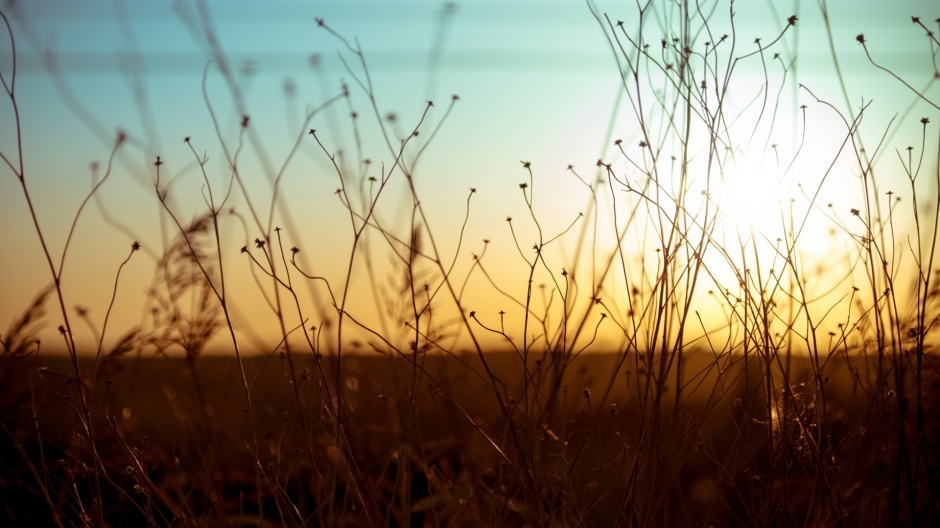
[2,2,939,526]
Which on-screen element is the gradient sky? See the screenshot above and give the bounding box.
[1,1,937,355]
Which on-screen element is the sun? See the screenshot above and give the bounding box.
[694,144,801,299]
[714,147,789,242]
[694,135,865,318]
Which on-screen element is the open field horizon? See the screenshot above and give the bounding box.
[3,0,940,525]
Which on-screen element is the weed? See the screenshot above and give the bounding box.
[1,2,938,527]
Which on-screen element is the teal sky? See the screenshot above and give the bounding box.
[1,1,937,354]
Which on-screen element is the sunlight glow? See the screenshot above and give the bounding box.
[716,149,787,240]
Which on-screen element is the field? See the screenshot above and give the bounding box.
[2,1,940,526]
[2,348,938,526]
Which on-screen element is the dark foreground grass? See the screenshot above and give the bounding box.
[2,348,938,527]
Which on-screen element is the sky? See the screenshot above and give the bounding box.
[1,0,938,356]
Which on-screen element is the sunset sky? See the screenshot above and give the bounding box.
[1,0,937,355]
